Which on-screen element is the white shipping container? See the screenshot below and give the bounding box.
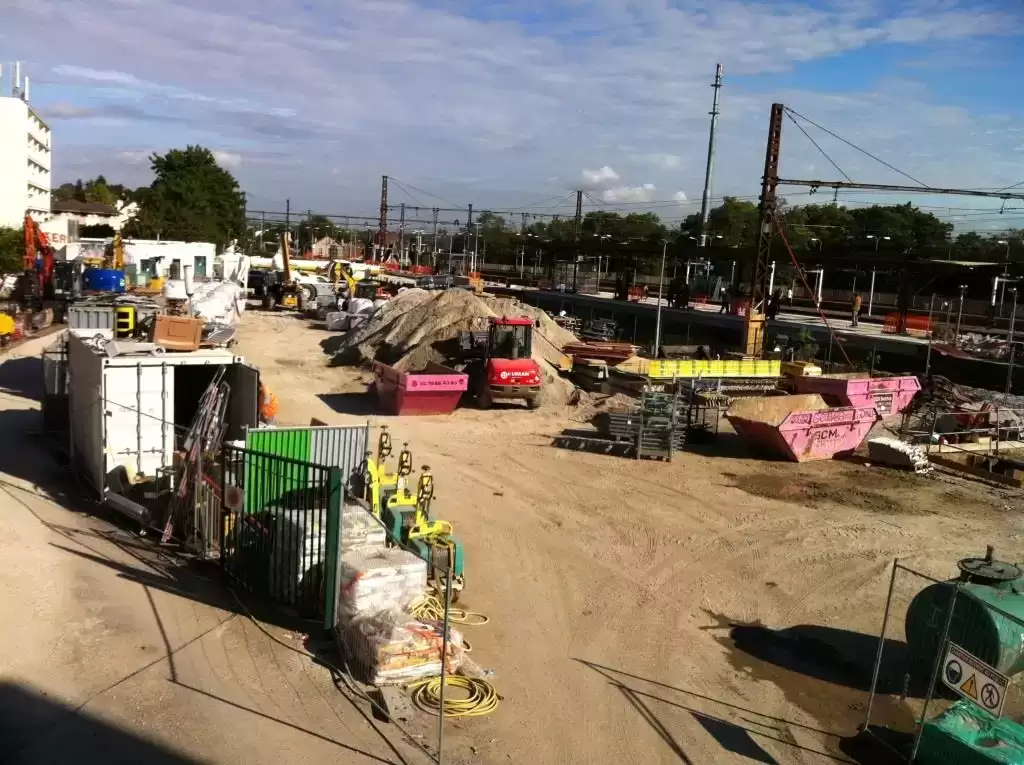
[66,332,260,498]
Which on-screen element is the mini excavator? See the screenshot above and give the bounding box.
[358,427,465,599]
[382,467,465,600]
[360,426,414,516]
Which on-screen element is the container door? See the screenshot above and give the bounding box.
[226,362,259,441]
[103,363,172,483]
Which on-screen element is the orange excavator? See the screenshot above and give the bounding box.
[21,215,55,309]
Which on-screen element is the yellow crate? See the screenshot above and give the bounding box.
[648,359,781,379]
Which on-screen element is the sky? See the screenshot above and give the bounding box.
[1,0,1023,231]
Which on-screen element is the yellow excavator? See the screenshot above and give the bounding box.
[106,233,125,270]
[360,426,413,517]
[382,468,465,599]
[264,233,306,310]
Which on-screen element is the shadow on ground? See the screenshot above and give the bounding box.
[319,391,383,416]
[0,681,204,764]
[0,355,43,401]
[575,658,853,764]
[723,622,923,697]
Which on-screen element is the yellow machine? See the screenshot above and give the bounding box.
[105,233,125,270]
[361,426,413,517]
[264,234,306,310]
[382,468,465,598]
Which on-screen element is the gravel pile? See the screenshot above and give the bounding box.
[333,288,580,407]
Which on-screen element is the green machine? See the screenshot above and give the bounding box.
[905,547,1024,765]
[381,468,465,600]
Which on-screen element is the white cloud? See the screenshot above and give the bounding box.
[52,65,145,87]
[213,151,242,169]
[601,184,657,203]
[673,191,688,202]
[581,166,619,187]
[115,150,150,164]
[2,0,1020,228]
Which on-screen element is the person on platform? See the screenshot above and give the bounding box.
[766,291,781,321]
[852,293,863,327]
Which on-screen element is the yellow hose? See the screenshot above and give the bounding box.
[407,675,499,718]
[410,593,489,626]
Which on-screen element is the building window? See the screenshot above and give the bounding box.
[194,256,207,278]
[169,259,181,280]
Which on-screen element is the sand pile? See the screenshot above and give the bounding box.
[726,394,828,426]
[334,288,579,407]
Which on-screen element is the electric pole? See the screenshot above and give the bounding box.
[746,103,784,358]
[399,202,406,264]
[699,63,723,248]
[432,207,439,257]
[377,175,388,262]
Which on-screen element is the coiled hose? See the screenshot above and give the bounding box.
[407,675,500,718]
[409,593,489,626]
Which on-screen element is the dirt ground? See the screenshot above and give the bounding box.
[0,333,424,765]
[236,309,1024,765]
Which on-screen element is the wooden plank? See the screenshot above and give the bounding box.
[928,454,1023,487]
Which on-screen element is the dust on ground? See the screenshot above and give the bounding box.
[236,307,1024,765]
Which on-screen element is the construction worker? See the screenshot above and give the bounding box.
[851,293,863,327]
[258,381,279,425]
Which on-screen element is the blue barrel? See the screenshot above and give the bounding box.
[82,268,127,294]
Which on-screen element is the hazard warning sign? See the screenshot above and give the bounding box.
[942,641,1008,718]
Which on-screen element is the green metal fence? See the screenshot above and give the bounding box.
[220,443,342,627]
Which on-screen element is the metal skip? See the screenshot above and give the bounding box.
[941,641,1009,718]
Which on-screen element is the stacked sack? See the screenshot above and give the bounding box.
[336,546,465,685]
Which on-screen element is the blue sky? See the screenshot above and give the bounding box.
[1,0,1022,231]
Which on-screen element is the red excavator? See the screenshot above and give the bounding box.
[21,215,55,309]
[456,316,544,409]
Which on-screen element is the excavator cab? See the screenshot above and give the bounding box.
[487,318,533,360]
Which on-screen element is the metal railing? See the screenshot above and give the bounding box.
[219,444,343,624]
[863,560,1024,761]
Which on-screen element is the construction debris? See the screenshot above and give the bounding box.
[867,437,932,473]
[334,288,579,407]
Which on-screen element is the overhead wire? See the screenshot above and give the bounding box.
[774,212,855,368]
[784,111,852,182]
[783,106,928,188]
[388,177,460,208]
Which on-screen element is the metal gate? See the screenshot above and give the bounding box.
[219,444,343,626]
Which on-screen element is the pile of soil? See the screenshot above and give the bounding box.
[333,288,580,407]
[726,394,828,426]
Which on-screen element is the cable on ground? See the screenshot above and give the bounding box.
[409,593,489,626]
[407,675,499,718]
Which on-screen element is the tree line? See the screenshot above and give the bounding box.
[1,146,246,274]
[3,152,1020,276]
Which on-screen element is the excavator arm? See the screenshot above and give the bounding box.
[22,216,54,307]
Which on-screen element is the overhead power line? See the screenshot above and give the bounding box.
[784,106,928,188]
[784,111,852,182]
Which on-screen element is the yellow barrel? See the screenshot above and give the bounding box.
[114,306,135,338]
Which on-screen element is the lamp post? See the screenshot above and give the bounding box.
[1010,288,1019,347]
[654,240,667,359]
[866,234,891,251]
[868,267,877,317]
[997,239,1011,262]
[1008,288,1019,394]
[925,293,936,376]
[809,237,822,251]
[955,284,967,342]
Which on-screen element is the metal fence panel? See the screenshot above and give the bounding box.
[220,444,342,619]
[864,561,1024,762]
[245,423,369,490]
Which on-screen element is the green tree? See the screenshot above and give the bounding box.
[52,176,134,205]
[125,146,246,248]
[0,225,23,275]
